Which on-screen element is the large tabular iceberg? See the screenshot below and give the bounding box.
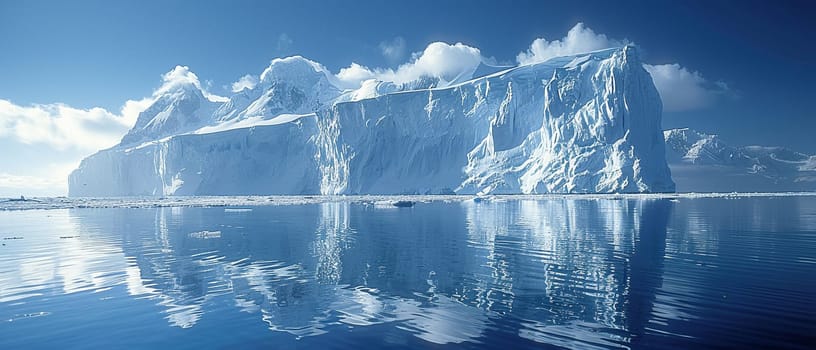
[69,46,675,196]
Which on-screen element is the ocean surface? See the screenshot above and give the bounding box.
[1,196,814,349]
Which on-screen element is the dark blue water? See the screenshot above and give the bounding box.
[1,197,815,349]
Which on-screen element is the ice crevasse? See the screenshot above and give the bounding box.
[69,45,675,196]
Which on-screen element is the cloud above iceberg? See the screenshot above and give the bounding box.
[517,23,626,65]
[336,63,378,88]
[644,64,731,112]
[335,42,483,89]
[516,23,728,112]
[231,74,258,92]
[334,23,728,112]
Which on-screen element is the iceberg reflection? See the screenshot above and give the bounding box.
[1,198,672,347]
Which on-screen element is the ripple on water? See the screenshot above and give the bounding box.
[0,198,814,349]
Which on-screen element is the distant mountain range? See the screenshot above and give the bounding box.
[664,128,816,192]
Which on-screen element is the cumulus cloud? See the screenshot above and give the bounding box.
[0,99,134,151]
[516,23,731,112]
[231,74,258,92]
[644,64,731,112]
[335,42,483,89]
[335,63,378,89]
[379,36,407,64]
[517,23,626,65]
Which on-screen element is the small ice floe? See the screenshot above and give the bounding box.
[224,208,253,213]
[371,200,415,208]
[8,311,50,322]
[5,195,41,203]
[188,230,221,239]
[472,195,493,203]
[391,200,415,208]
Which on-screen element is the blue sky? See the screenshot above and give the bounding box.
[0,0,814,195]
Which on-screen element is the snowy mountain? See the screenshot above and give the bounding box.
[69,46,675,196]
[121,79,222,146]
[664,128,816,192]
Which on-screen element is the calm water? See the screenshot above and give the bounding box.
[1,197,815,349]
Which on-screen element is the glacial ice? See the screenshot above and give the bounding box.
[69,46,675,196]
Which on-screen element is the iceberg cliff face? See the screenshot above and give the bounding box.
[69,46,675,196]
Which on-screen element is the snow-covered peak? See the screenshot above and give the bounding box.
[155,65,228,103]
[120,67,224,146]
[209,56,344,122]
[665,127,813,166]
[155,65,201,94]
[664,128,816,190]
[663,128,748,165]
[664,127,816,192]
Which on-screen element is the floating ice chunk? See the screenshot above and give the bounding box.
[188,230,221,239]
[224,208,253,213]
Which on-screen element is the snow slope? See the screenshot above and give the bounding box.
[664,128,816,192]
[69,46,675,196]
[121,82,222,146]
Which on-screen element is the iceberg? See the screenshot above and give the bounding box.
[69,46,675,196]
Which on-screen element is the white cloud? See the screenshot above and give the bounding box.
[379,36,407,64]
[517,23,730,112]
[517,23,625,65]
[0,99,133,151]
[335,63,378,89]
[395,42,482,82]
[231,74,258,92]
[644,64,731,112]
[335,42,483,89]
